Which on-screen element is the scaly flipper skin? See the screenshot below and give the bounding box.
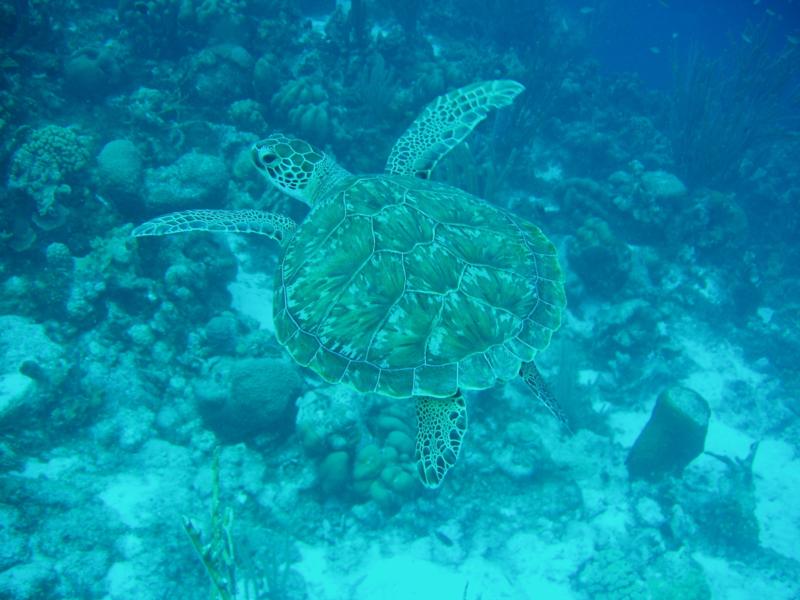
[520,361,572,434]
[132,209,296,243]
[385,80,525,179]
[415,393,468,488]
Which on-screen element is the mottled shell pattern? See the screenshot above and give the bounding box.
[274,174,566,399]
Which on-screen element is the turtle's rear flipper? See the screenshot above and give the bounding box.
[520,361,573,435]
[132,209,296,244]
[415,393,468,488]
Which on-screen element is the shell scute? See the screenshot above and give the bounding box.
[404,243,462,294]
[375,368,414,397]
[367,292,441,368]
[413,363,458,397]
[309,346,350,383]
[318,252,405,360]
[426,293,520,365]
[372,203,433,252]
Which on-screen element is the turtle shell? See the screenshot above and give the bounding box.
[273,175,565,398]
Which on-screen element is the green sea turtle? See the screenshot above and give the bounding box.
[133,80,568,488]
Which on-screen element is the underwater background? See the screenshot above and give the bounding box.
[1,0,799,598]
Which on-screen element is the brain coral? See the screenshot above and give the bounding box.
[143,152,228,211]
[195,357,304,442]
[96,139,143,201]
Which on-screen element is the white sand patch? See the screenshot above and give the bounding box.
[0,372,37,421]
[752,439,800,562]
[100,473,165,529]
[19,455,80,479]
[499,528,593,598]
[98,440,194,529]
[298,539,508,600]
[694,551,797,600]
[607,408,650,448]
[105,560,139,600]
[354,554,473,600]
[297,525,590,600]
[678,335,764,408]
[704,420,754,459]
[229,269,274,331]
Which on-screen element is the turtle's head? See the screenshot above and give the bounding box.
[251,134,349,206]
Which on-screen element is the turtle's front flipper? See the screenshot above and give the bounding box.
[520,361,573,434]
[386,80,525,179]
[132,209,296,243]
[415,393,468,488]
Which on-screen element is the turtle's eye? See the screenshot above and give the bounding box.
[261,153,279,165]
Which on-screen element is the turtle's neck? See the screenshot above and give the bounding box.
[309,158,352,206]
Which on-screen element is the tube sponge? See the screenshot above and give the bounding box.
[626,386,710,481]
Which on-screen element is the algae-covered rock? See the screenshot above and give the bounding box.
[143,152,228,211]
[626,386,710,480]
[577,547,646,600]
[0,315,66,389]
[0,559,57,599]
[295,386,362,456]
[640,170,686,199]
[646,552,710,600]
[495,420,553,480]
[228,99,268,135]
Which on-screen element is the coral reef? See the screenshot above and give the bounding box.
[296,388,418,513]
[576,547,647,600]
[1,2,798,598]
[568,216,633,298]
[8,124,91,231]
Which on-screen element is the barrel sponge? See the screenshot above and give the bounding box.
[626,386,710,481]
[97,139,142,197]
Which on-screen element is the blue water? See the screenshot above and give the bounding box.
[1,1,799,599]
[576,0,800,87]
